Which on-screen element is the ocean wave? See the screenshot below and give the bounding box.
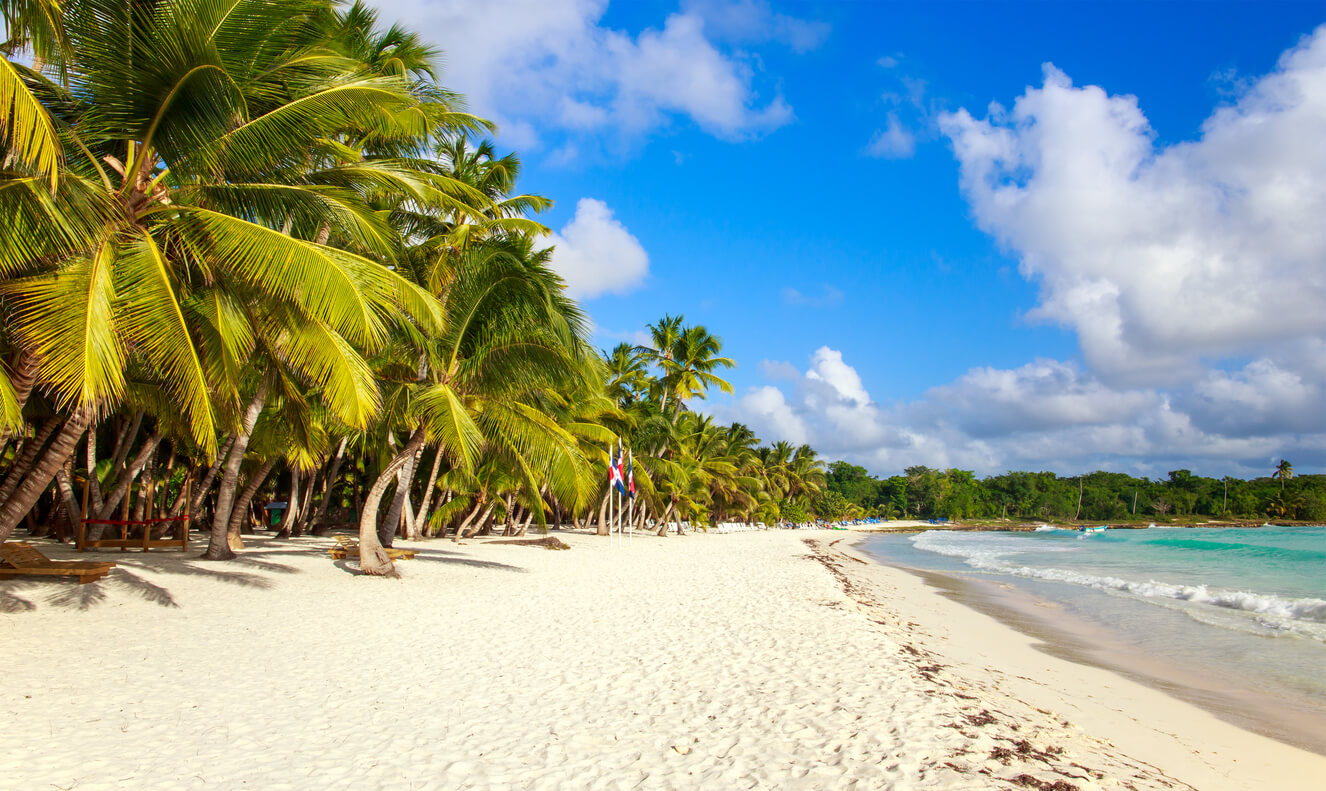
[909,530,1326,639]
[1141,537,1326,562]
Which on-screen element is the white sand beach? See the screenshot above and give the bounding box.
[3,529,1323,790]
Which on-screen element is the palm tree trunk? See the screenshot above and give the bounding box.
[168,470,196,518]
[205,381,269,560]
[294,465,318,536]
[657,499,676,537]
[380,444,422,547]
[517,504,535,536]
[0,409,91,543]
[55,461,82,543]
[109,410,144,478]
[596,487,613,536]
[413,444,445,533]
[5,348,40,412]
[96,433,163,520]
[273,466,299,540]
[464,500,500,539]
[453,498,485,542]
[309,437,347,534]
[189,434,234,517]
[228,457,278,541]
[86,429,104,515]
[0,416,59,505]
[358,428,425,576]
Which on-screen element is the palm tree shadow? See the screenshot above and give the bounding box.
[407,548,527,572]
[0,587,37,612]
[109,568,179,608]
[101,554,275,589]
[155,562,274,588]
[228,555,300,574]
[44,580,108,611]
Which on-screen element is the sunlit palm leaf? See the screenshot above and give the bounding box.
[0,56,61,185]
[416,382,481,472]
[115,229,217,454]
[1,240,124,412]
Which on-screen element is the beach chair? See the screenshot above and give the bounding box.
[0,541,116,584]
[327,535,416,561]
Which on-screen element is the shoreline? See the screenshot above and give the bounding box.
[826,534,1326,789]
[856,542,1326,757]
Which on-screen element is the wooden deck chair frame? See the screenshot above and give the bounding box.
[0,542,116,584]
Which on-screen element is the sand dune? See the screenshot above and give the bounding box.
[2,530,1321,789]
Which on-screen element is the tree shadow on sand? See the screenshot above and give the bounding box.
[326,547,528,576]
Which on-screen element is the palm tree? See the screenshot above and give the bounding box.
[354,241,595,574]
[604,343,651,406]
[1273,459,1294,492]
[0,0,455,547]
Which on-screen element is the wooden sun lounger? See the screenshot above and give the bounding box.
[327,534,416,561]
[0,542,117,584]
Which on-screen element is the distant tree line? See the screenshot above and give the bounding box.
[820,459,1326,523]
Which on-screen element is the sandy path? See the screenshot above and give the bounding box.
[1,530,1318,789]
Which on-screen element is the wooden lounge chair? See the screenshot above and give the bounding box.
[0,542,116,584]
[327,534,416,561]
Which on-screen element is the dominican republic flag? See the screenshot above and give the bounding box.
[627,450,636,499]
[609,443,625,494]
[613,439,628,495]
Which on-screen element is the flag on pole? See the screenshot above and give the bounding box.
[627,450,636,499]
[613,439,627,496]
[609,443,623,492]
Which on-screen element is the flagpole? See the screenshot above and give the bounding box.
[607,439,612,545]
[628,449,634,544]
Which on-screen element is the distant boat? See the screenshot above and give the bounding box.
[1079,525,1107,534]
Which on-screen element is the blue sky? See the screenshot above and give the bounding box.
[376,0,1326,479]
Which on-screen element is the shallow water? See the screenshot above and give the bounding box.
[862,526,1326,748]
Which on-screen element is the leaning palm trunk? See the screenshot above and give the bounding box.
[0,417,59,506]
[358,428,426,576]
[96,433,163,520]
[0,350,41,446]
[54,461,83,542]
[294,466,318,536]
[657,499,676,537]
[228,457,278,541]
[308,437,347,534]
[189,434,234,517]
[596,488,611,536]
[6,349,40,412]
[167,470,195,518]
[0,409,92,543]
[413,444,445,534]
[464,500,500,539]
[273,467,299,540]
[205,382,269,560]
[380,445,421,547]
[453,498,485,542]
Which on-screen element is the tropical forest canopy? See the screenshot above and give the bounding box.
[822,460,1325,523]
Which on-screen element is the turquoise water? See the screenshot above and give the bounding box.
[862,526,1326,722]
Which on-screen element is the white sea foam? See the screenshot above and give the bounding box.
[910,530,1326,641]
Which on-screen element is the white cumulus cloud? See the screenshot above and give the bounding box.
[939,26,1326,386]
[542,198,649,300]
[372,0,802,146]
